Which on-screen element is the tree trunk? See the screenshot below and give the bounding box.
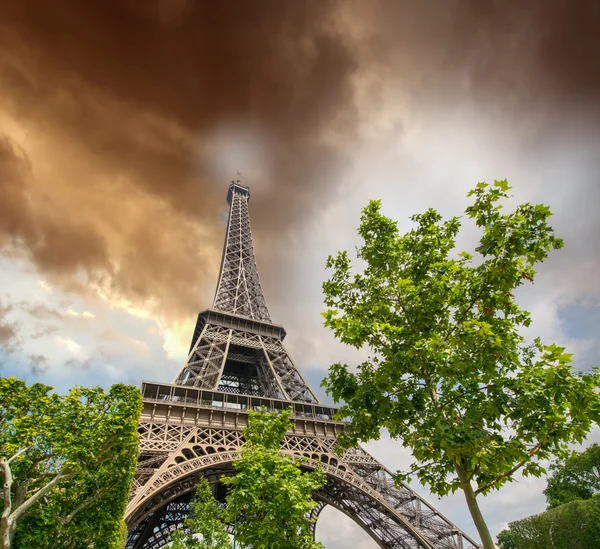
[0,517,13,549]
[454,464,496,549]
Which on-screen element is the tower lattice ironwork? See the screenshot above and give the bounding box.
[126,181,481,549]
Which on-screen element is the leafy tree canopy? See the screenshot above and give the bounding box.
[0,377,142,549]
[496,528,517,549]
[498,444,600,548]
[544,443,600,508]
[321,180,600,549]
[507,495,600,549]
[171,409,325,549]
[223,408,325,549]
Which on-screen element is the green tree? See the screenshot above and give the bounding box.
[544,443,600,508]
[170,478,230,549]
[496,529,517,549]
[508,495,600,549]
[320,181,600,549]
[0,377,142,549]
[223,408,325,549]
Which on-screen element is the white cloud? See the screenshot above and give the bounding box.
[0,257,179,391]
[316,507,377,549]
[55,336,83,357]
[105,363,124,379]
[65,307,96,319]
[38,280,53,293]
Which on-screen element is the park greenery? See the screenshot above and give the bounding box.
[506,496,600,549]
[0,377,142,549]
[320,180,600,549]
[171,408,325,549]
[544,442,600,507]
[497,444,600,549]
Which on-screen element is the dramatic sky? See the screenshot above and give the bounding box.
[1,0,599,546]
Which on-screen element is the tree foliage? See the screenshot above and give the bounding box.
[544,443,600,508]
[223,408,325,549]
[496,529,517,549]
[0,377,142,549]
[320,181,600,548]
[507,495,600,549]
[172,409,325,549]
[498,444,600,547]
[170,478,230,549]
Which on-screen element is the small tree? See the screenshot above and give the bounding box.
[170,478,230,549]
[544,443,600,508]
[223,408,325,549]
[321,181,600,549]
[0,377,142,549]
[172,409,325,549]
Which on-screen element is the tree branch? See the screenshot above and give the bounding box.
[474,443,544,495]
[408,462,438,475]
[7,448,30,465]
[1,458,13,521]
[445,284,486,343]
[438,384,496,410]
[467,464,481,483]
[57,487,109,525]
[13,479,32,510]
[14,451,55,485]
[10,465,76,523]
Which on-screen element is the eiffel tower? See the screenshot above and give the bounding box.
[125,181,480,549]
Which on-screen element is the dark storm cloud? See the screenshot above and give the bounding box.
[0,0,357,322]
[358,0,600,115]
[0,0,598,330]
[0,137,30,242]
[0,0,357,217]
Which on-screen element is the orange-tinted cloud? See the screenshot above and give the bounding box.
[0,0,359,324]
[1,0,598,331]
[351,0,600,123]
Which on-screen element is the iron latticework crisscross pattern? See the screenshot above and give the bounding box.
[213,182,270,322]
[126,385,480,549]
[172,311,319,403]
[126,182,481,549]
[172,182,318,403]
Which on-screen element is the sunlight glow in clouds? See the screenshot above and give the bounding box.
[55,336,83,357]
